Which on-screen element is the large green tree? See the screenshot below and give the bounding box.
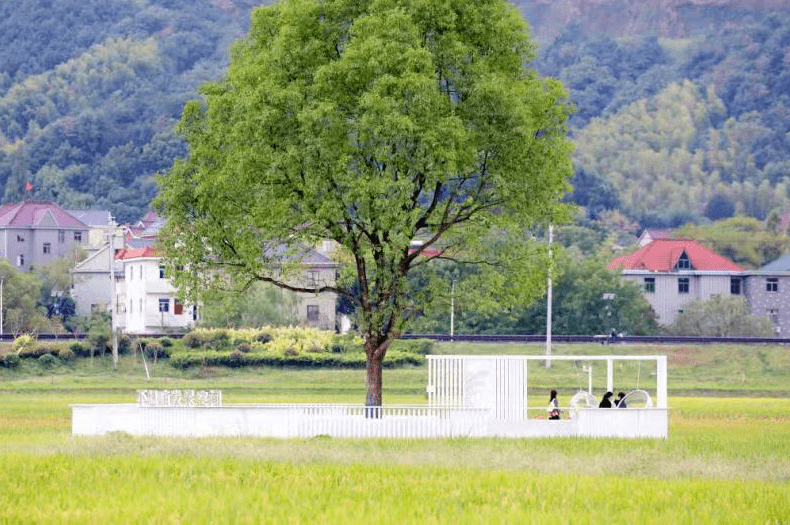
[157,0,573,406]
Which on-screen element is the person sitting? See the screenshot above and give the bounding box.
[599,391,613,408]
[547,389,561,420]
[614,392,627,408]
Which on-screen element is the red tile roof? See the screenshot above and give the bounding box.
[0,200,87,227]
[608,239,745,272]
[115,247,161,260]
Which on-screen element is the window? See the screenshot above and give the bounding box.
[767,278,779,292]
[731,278,741,295]
[159,265,165,279]
[307,305,319,322]
[58,230,65,243]
[43,242,50,254]
[174,298,183,315]
[678,277,689,294]
[73,231,82,242]
[644,277,655,293]
[158,298,169,312]
[306,270,319,287]
[16,234,24,242]
[676,252,691,270]
[17,254,24,266]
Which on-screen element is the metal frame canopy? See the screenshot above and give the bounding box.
[426,355,668,417]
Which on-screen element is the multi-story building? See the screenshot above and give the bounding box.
[0,200,90,272]
[609,238,746,326]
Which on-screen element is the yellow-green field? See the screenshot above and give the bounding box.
[0,342,789,523]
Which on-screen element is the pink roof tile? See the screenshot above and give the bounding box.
[115,247,161,260]
[0,200,87,228]
[608,239,745,272]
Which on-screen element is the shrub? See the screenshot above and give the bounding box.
[229,350,245,367]
[283,347,298,356]
[1,352,20,368]
[70,342,89,357]
[182,332,203,348]
[118,335,133,355]
[58,348,75,361]
[12,334,36,354]
[254,331,273,344]
[236,342,252,353]
[144,341,169,359]
[159,338,173,348]
[206,330,230,350]
[38,354,57,367]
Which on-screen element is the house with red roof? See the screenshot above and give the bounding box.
[609,238,746,325]
[0,200,90,272]
[115,246,197,334]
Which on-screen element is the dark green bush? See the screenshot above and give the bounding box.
[182,332,203,348]
[254,331,273,344]
[17,345,57,359]
[70,342,89,357]
[159,338,173,348]
[1,353,20,368]
[58,348,75,361]
[118,335,132,355]
[38,353,57,366]
[144,341,169,359]
[390,339,434,355]
[168,348,424,370]
[206,330,229,350]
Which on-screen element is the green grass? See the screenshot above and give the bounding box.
[1,342,789,523]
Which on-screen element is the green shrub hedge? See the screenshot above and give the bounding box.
[0,352,20,368]
[169,349,425,370]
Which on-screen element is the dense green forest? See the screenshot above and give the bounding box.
[0,0,789,229]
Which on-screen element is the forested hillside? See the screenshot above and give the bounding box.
[0,0,789,227]
[0,0,265,221]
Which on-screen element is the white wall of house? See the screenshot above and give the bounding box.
[122,257,194,334]
[623,271,736,325]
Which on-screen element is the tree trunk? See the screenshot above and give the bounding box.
[365,353,383,418]
[364,336,390,417]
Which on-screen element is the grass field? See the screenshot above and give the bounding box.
[1,342,789,523]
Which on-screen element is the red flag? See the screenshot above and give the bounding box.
[25,181,33,192]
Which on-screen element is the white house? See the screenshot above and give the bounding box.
[609,238,746,326]
[114,247,195,334]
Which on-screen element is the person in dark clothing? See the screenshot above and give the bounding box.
[548,389,561,420]
[614,391,627,408]
[599,391,613,408]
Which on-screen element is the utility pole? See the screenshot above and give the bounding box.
[109,215,118,368]
[545,224,553,369]
[450,279,455,340]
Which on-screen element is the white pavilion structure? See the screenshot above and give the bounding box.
[72,354,669,439]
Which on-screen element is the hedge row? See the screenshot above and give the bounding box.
[0,353,20,368]
[169,349,425,369]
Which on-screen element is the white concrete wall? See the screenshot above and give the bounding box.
[72,404,668,439]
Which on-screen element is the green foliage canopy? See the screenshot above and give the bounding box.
[158,0,573,403]
[667,295,773,337]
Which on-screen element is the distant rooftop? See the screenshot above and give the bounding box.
[0,200,87,228]
[609,239,745,272]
